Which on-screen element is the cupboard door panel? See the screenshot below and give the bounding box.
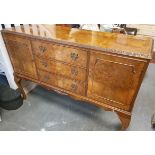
[4,34,38,79]
[87,52,146,110]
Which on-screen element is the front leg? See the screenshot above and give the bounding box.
[116,111,131,130]
[14,76,26,99]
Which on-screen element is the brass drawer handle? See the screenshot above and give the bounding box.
[39,46,47,53]
[71,83,78,92]
[70,52,79,61]
[41,61,48,68]
[71,67,78,76]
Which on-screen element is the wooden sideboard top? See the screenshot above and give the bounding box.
[2,24,153,59]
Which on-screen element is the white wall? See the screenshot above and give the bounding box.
[0,24,17,89]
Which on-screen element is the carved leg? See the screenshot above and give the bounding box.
[116,112,131,130]
[14,76,26,99]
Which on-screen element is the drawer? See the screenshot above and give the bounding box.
[38,70,86,95]
[31,40,87,68]
[35,56,87,81]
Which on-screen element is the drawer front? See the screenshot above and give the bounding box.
[87,52,147,111]
[38,70,86,95]
[31,40,87,67]
[35,56,87,82]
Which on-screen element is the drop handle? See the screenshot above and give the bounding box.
[39,46,47,53]
[71,83,78,92]
[70,52,79,60]
[71,67,78,76]
[41,61,48,68]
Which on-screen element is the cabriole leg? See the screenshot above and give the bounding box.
[116,112,131,130]
[14,76,26,99]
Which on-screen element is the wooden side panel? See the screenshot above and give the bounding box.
[87,52,147,110]
[3,33,38,79]
[31,40,87,68]
[38,70,86,96]
[35,56,87,82]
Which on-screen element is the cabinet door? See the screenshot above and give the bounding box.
[4,34,38,79]
[87,52,147,110]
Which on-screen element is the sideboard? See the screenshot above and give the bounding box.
[1,24,153,130]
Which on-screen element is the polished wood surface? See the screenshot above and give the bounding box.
[87,52,147,111]
[35,56,87,81]
[3,34,38,79]
[38,70,86,96]
[3,24,153,59]
[32,39,88,68]
[1,25,153,130]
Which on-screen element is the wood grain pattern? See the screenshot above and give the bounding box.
[2,24,153,59]
[31,39,88,68]
[35,56,87,82]
[1,25,153,130]
[3,34,38,79]
[87,52,147,111]
[38,70,86,95]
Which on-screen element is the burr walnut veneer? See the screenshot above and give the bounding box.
[1,25,153,130]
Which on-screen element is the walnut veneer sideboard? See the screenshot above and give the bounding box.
[1,25,153,130]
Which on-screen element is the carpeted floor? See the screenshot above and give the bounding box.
[0,64,155,131]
